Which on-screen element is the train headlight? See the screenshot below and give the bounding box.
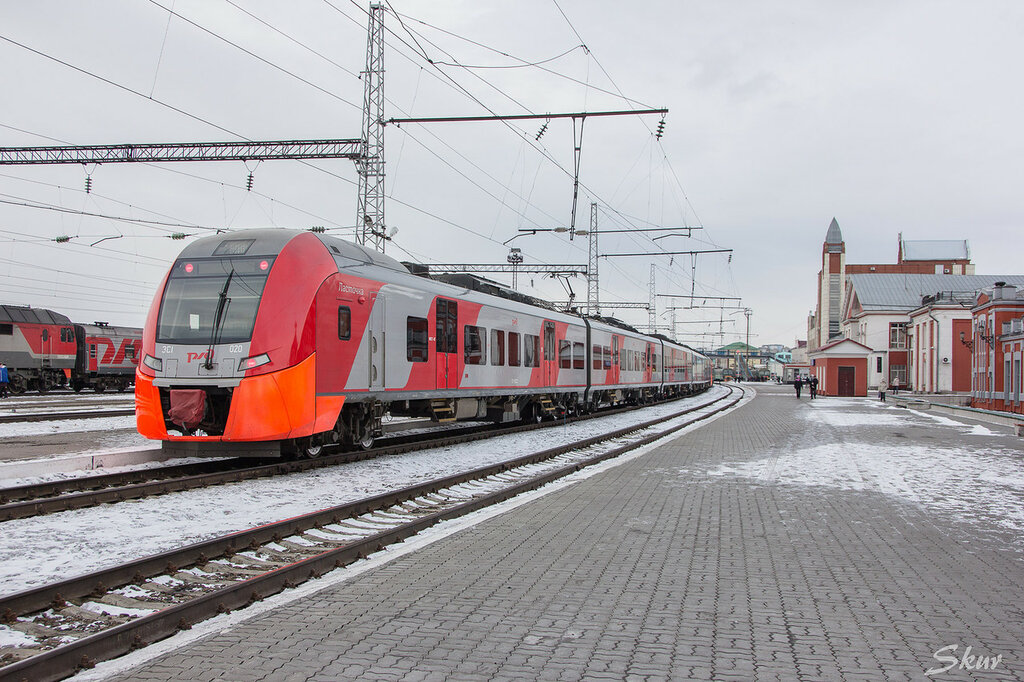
[240,353,270,371]
[143,354,163,372]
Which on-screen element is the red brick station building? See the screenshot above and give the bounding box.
[803,219,1024,415]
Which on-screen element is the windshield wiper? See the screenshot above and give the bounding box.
[204,269,234,370]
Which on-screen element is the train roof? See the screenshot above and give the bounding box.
[172,231,711,359]
[0,304,72,325]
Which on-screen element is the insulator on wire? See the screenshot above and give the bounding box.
[170,233,187,240]
[84,176,93,194]
[54,235,71,243]
[246,172,254,191]
[655,117,666,140]
[309,226,325,233]
[536,121,549,141]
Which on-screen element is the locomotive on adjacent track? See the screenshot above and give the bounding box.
[0,304,141,393]
[135,229,712,457]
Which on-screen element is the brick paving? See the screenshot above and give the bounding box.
[112,385,1024,681]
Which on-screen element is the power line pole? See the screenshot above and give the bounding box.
[587,202,599,316]
[648,263,656,333]
[357,2,387,252]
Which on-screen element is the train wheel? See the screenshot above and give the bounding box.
[9,375,27,395]
[37,381,50,395]
[116,381,127,393]
[358,432,375,450]
[72,380,85,393]
[94,383,106,393]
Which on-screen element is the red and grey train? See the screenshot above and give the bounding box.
[136,229,712,456]
[0,304,142,393]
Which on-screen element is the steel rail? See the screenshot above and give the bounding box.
[0,409,135,424]
[0,386,743,682]
[0,391,708,521]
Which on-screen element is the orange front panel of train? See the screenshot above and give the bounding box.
[135,370,169,439]
[224,353,317,441]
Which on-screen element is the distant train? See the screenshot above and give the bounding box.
[0,304,141,394]
[136,229,712,457]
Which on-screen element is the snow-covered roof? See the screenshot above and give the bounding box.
[901,239,969,261]
[847,274,1024,312]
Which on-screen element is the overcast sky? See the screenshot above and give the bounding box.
[1,1,1021,348]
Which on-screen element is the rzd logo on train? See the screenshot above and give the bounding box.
[186,351,209,363]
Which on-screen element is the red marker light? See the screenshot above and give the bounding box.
[259,260,269,270]
[358,295,366,304]
[184,263,194,273]
[246,358,257,368]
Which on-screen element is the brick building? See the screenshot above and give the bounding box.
[807,218,975,352]
[970,282,1024,414]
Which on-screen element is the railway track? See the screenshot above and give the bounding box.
[0,392,706,522]
[0,409,135,424]
[0,385,745,682]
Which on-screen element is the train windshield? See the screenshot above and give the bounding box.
[156,257,274,344]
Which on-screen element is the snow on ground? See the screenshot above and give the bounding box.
[0,386,733,595]
[0,416,138,438]
[0,453,216,490]
[705,402,1024,547]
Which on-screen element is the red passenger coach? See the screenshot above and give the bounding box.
[136,229,712,457]
[72,323,142,392]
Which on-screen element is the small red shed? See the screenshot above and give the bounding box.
[808,338,872,397]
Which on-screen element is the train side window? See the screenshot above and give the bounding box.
[464,325,486,365]
[406,316,428,362]
[41,328,49,342]
[0,324,11,335]
[89,344,97,359]
[491,330,505,366]
[543,322,555,361]
[559,340,572,369]
[125,345,136,359]
[613,337,619,367]
[573,342,584,370]
[508,332,521,367]
[603,346,611,369]
[592,344,602,370]
[524,334,539,367]
[338,306,352,340]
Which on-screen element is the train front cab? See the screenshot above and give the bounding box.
[136,231,353,456]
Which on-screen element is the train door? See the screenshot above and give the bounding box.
[435,298,458,389]
[611,336,619,384]
[40,328,51,369]
[543,321,556,386]
[368,295,385,390]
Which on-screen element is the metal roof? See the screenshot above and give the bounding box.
[848,274,1024,311]
[900,239,969,261]
[824,217,843,244]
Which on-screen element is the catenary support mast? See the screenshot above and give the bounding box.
[357,2,387,251]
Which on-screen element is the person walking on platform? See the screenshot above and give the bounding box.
[878,377,889,402]
[794,375,803,398]
[809,375,818,399]
[892,377,900,395]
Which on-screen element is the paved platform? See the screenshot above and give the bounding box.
[106,385,1024,681]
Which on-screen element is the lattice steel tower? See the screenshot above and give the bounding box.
[648,264,656,332]
[357,3,386,252]
[587,202,599,316]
